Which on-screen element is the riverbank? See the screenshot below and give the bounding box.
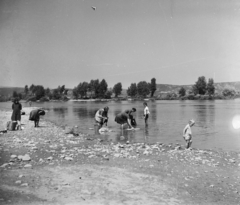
[0,108,240,205]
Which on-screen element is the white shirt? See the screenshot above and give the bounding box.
[144,106,150,115]
[183,124,192,137]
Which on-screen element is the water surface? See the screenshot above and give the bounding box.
[1,100,240,151]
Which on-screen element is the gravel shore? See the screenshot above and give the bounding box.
[0,107,240,205]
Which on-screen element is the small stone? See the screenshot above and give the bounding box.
[210,185,214,188]
[119,144,124,148]
[21,183,28,187]
[120,136,125,140]
[22,154,31,161]
[47,157,53,160]
[103,155,109,160]
[0,163,8,168]
[24,164,32,168]
[65,157,73,161]
[19,175,24,178]
[15,180,21,184]
[10,155,17,159]
[126,141,130,144]
[18,155,23,160]
[9,158,15,162]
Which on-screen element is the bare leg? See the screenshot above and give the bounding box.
[17,120,22,130]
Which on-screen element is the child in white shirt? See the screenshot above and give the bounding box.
[183,119,195,149]
[143,102,150,125]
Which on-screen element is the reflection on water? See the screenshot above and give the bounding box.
[1,100,240,151]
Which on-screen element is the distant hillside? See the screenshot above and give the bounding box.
[154,81,240,96]
[0,87,24,97]
[1,81,240,98]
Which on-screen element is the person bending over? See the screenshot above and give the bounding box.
[95,106,109,130]
[115,108,136,129]
[29,109,45,127]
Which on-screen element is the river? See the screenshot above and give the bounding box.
[1,99,240,151]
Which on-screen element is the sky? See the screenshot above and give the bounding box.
[0,0,240,89]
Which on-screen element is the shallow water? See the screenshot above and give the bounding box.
[1,99,240,151]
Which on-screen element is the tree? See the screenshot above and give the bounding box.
[178,87,186,97]
[149,78,157,97]
[24,85,29,95]
[88,80,95,98]
[98,79,108,98]
[137,81,150,98]
[59,85,65,94]
[52,89,61,100]
[113,82,122,97]
[34,85,45,100]
[72,87,79,99]
[193,76,207,95]
[222,88,236,97]
[105,90,112,99]
[93,79,100,98]
[77,82,89,98]
[207,78,215,95]
[29,84,35,95]
[12,91,18,98]
[127,83,137,97]
[45,88,51,96]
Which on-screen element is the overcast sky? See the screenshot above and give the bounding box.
[0,0,240,89]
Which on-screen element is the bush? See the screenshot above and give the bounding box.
[26,96,37,102]
[39,97,49,102]
[222,88,236,98]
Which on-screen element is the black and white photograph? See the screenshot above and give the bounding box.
[0,0,240,204]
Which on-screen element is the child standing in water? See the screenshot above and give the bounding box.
[183,119,195,149]
[143,102,150,126]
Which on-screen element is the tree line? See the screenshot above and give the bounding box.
[167,76,238,100]
[5,76,239,102]
[72,78,157,99]
[10,84,69,101]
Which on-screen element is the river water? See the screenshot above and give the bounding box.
[1,100,240,151]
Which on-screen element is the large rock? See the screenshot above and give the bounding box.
[22,154,31,161]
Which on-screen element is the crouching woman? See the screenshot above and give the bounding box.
[29,109,45,127]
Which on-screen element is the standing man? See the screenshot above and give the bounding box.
[95,106,109,130]
[183,119,195,149]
